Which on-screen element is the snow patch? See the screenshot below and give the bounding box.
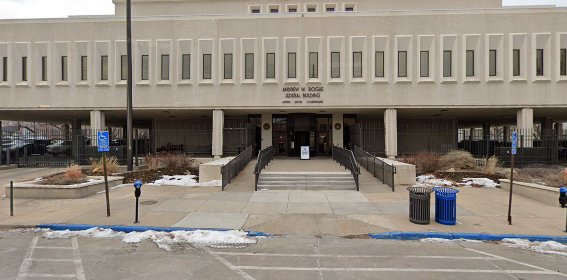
[41,228,258,251]
[416,175,454,187]
[460,178,499,188]
[415,175,499,189]
[150,175,221,187]
[420,238,482,243]
[501,238,567,256]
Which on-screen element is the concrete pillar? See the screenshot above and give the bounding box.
[89,110,106,131]
[384,109,398,159]
[62,124,70,141]
[261,113,272,149]
[542,117,553,136]
[332,113,344,148]
[212,110,224,159]
[482,123,491,140]
[71,119,82,163]
[516,108,534,148]
[503,126,511,142]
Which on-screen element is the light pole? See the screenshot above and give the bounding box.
[126,0,134,171]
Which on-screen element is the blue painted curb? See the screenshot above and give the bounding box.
[37,224,271,237]
[368,232,567,243]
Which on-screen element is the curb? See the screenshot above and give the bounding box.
[37,224,271,237]
[368,232,567,243]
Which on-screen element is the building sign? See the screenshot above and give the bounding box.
[282,86,324,105]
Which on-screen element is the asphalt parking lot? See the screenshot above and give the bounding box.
[1,229,566,280]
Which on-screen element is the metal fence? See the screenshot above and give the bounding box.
[353,146,396,192]
[254,146,276,191]
[332,146,360,191]
[221,145,254,191]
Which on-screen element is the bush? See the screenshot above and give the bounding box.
[64,165,87,183]
[404,152,442,175]
[144,153,196,170]
[89,156,120,175]
[440,150,476,171]
[484,156,501,175]
[145,154,161,170]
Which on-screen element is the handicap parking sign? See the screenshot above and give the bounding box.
[97,131,110,152]
[511,131,518,155]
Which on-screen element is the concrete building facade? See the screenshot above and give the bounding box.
[0,0,566,162]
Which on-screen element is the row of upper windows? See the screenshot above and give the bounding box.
[249,3,356,14]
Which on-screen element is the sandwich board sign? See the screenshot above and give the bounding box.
[300,146,310,160]
[97,131,110,153]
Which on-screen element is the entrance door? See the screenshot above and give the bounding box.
[294,132,310,156]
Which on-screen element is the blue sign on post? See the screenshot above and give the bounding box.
[511,131,518,155]
[97,131,110,152]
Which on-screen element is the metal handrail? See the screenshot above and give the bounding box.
[332,146,361,191]
[220,145,254,191]
[353,146,396,192]
[253,146,276,191]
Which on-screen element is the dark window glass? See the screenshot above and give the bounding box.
[41,56,48,81]
[326,7,335,12]
[224,54,233,80]
[489,50,497,77]
[353,52,362,78]
[375,51,384,78]
[345,6,354,11]
[245,53,254,79]
[2,57,7,82]
[561,48,566,76]
[270,9,278,13]
[288,52,296,79]
[101,55,108,81]
[309,52,318,78]
[202,54,212,80]
[307,7,316,12]
[331,52,340,79]
[536,49,544,76]
[81,56,88,81]
[161,54,170,80]
[251,9,260,14]
[22,57,27,81]
[512,49,520,77]
[397,51,407,78]
[182,54,191,80]
[420,51,429,77]
[61,56,68,81]
[443,50,452,77]
[141,55,149,80]
[466,50,474,77]
[288,8,297,13]
[120,55,128,81]
[266,53,276,79]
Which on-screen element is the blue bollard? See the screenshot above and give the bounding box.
[433,187,460,225]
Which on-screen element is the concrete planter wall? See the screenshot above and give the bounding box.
[499,179,562,207]
[380,158,417,186]
[5,176,124,199]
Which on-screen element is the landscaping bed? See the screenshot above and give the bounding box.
[434,172,503,185]
[121,167,199,184]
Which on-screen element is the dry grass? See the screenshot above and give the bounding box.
[484,156,501,175]
[511,165,567,188]
[440,150,476,171]
[401,152,443,175]
[40,165,87,185]
[89,156,120,175]
[143,153,197,171]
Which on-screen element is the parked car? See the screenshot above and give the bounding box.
[2,138,51,157]
[47,140,72,156]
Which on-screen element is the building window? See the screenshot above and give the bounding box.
[309,52,318,79]
[182,54,191,80]
[489,50,497,77]
[397,51,407,78]
[288,52,296,79]
[536,49,544,76]
[270,8,278,13]
[120,55,128,81]
[101,55,108,81]
[326,7,335,12]
[21,57,27,81]
[41,56,48,82]
[307,7,316,12]
[2,57,7,82]
[223,54,233,80]
[331,52,340,79]
[466,50,474,77]
[288,8,297,12]
[353,52,362,78]
[561,48,566,76]
[443,50,452,78]
[80,56,88,81]
[202,54,212,80]
[266,53,276,79]
[251,8,260,14]
[161,55,170,80]
[375,51,384,78]
[61,56,68,81]
[245,53,254,80]
[512,49,520,77]
[141,55,149,80]
[420,51,429,78]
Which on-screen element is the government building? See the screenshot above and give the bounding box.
[1,0,566,164]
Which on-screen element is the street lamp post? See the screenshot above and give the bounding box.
[126,0,134,171]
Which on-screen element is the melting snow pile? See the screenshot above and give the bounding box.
[151,175,221,187]
[420,238,481,243]
[42,228,257,251]
[501,238,567,257]
[416,175,499,188]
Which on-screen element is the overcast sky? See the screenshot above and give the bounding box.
[0,0,566,19]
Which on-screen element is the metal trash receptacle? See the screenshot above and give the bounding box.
[407,187,433,225]
[433,187,460,225]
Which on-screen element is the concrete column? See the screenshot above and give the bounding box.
[89,111,106,131]
[482,123,491,140]
[384,109,398,159]
[503,126,511,142]
[62,124,70,141]
[212,110,224,159]
[332,113,344,148]
[516,108,534,148]
[71,119,82,163]
[261,113,272,149]
[542,117,553,136]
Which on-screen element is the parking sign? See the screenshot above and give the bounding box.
[511,131,518,155]
[97,131,110,152]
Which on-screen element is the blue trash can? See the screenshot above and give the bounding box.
[433,187,459,225]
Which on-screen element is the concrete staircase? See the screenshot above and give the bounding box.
[257,172,357,191]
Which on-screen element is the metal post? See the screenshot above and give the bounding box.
[134,196,139,223]
[508,152,515,225]
[10,181,14,216]
[135,129,139,167]
[126,0,134,171]
[103,152,110,217]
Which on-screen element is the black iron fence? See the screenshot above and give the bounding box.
[254,146,276,191]
[353,146,396,192]
[221,145,254,191]
[332,146,360,191]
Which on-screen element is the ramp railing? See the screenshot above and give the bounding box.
[220,145,254,191]
[353,146,396,192]
[253,146,276,191]
[332,146,360,191]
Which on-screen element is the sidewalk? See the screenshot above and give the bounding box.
[1,180,565,237]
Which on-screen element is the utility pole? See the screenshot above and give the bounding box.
[126,0,134,171]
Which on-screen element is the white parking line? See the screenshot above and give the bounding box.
[232,266,563,274]
[212,251,500,260]
[206,249,257,280]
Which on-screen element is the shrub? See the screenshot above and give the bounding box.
[64,165,87,183]
[89,156,120,175]
[404,152,442,175]
[440,150,476,171]
[145,154,161,170]
[484,156,500,175]
[143,153,196,170]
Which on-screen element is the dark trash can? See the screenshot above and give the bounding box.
[433,187,460,225]
[407,187,433,225]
